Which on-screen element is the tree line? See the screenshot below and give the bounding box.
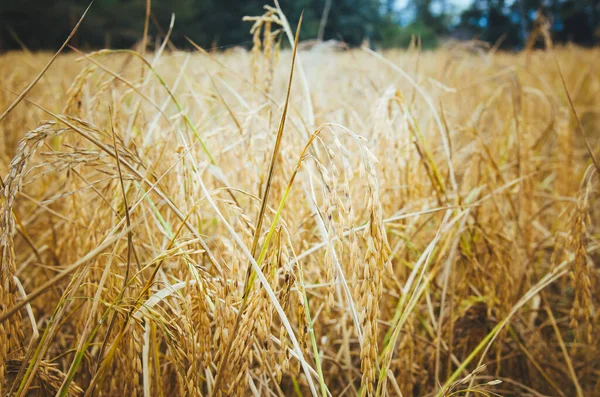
[0,0,598,51]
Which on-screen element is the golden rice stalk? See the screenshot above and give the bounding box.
[569,185,593,344]
[359,160,391,395]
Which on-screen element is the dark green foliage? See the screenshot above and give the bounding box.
[0,0,382,50]
[379,18,439,49]
[458,0,599,49]
[0,0,598,51]
[380,0,450,49]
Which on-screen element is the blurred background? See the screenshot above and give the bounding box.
[0,0,598,51]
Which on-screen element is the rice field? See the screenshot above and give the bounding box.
[0,7,599,397]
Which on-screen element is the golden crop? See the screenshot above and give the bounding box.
[0,8,598,396]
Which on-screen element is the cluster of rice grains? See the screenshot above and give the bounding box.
[1,5,599,397]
